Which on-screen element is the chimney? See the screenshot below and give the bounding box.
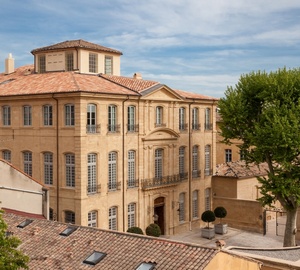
[133,72,142,80]
[5,53,14,75]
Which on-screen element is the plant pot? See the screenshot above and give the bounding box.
[214,223,228,234]
[201,227,215,239]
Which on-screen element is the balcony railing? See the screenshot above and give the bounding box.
[107,124,120,133]
[127,124,139,133]
[87,184,101,194]
[155,123,166,128]
[141,174,185,190]
[192,123,201,131]
[179,123,188,131]
[179,172,188,180]
[86,124,100,134]
[204,123,213,130]
[192,170,201,179]
[108,181,121,191]
[127,179,139,189]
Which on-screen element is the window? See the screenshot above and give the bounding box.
[225,149,232,162]
[38,55,46,73]
[179,193,185,222]
[43,105,53,126]
[192,190,199,219]
[136,262,156,270]
[108,105,117,132]
[205,108,212,130]
[179,107,186,130]
[205,188,211,210]
[108,151,117,190]
[87,153,97,193]
[23,151,32,176]
[87,104,97,133]
[2,150,11,163]
[83,251,106,266]
[179,146,186,179]
[17,219,33,228]
[192,145,199,178]
[65,52,73,71]
[105,56,113,75]
[2,106,10,126]
[44,152,53,185]
[192,107,199,130]
[109,206,117,230]
[89,53,98,73]
[204,145,211,175]
[88,211,97,227]
[65,154,75,187]
[127,106,136,132]
[59,225,77,236]
[155,106,164,127]
[23,105,32,126]
[155,149,163,179]
[128,150,136,188]
[65,211,75,224]
[128,203,136,228]
[65,104,75,126]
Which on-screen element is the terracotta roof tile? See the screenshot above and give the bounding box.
[215,161,269,178]
[174,89,219,101]
[3,213,219,269]
[31,39,122,55]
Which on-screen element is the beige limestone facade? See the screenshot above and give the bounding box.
[0,40,218,235]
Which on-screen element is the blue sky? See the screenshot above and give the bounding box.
[1,0,300,97]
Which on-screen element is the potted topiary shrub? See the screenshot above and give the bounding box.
[201,210,216,239]
[214,206,228,234]
[127,226,144,235]
[146,223,161,237]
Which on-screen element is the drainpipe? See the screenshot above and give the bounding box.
[122,95,129,232]
[52,94,60,221]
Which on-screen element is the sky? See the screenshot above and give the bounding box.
[1,0,300,98]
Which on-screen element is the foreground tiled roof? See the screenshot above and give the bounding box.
[215,161,269,178]
[0,66,139,96]
[4,213,219,269]
[31,39,122,55]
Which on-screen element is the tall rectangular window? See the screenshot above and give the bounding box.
[65,52,74,71]
[179,146,185,179]
[205,188,211,211]
[2,150,11,163]
[88,211,97,227]
[127,106,136,132]
[105,56,113,75]
[23,105,32,126]
[128,150,136,188]
[192,190,199,219]
[38,55,46,73]
[179,193,185,222]
[127,203,136,228]
[65,211,75,224]
[179,107,186,130]
[155,149,163,179]
[108,105,117,132]
[2,106,11,126]
[155,106,163,127]
[65,104,75,126]
[87,153,97,194]
[205,145,211,175]
[192,145,199,178]
[225,149,232,162]
[192,108,199,130]
[23,151,32,176]
[108,152,117,190]
[44,152,53,185]
[109,207,117,230]
[43,105,53,126]
[205,108,212,130]
[66,154,75,187]
[89,53,98,73]
[87,104,97,133]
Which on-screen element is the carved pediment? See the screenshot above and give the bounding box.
[142,128,179,141]
[141,85,184,102]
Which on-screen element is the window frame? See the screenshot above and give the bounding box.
[23,151,32,176]
[205,108,212,130]
[88,211,97,227]
[109,206,117,230]
[105,55,113,75]
[64,211,75,224]
[192,190,199,219]
[2,105,11,126]
[65,104,75,126]
[155,106,164,126]
[108,151,117,190]
[23,105,32,126]
[38,55,46,73]
[44,152,53,185]
[89,53,98,73]
[192,107,199,130]
[225,149,232,162]
[127,150,136,188]
[154,148,163,179]
[108,105,117,132]
[65,52,74,71]
[43,104,53,126]
[65,153,75,187]
[127,105,136,132]
[179,146,185,178]
[192,145,199,178]
[179,107,186,130]
[204,145,211,175]
[87,104,97,133]
[179,192,185,222]
[87,153,97,194]
[127,203,136,229]
[2,150,11,163]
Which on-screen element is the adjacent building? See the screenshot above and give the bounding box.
[0,40,218,234]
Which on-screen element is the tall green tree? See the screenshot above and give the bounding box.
[218,68,300,247]
[0,210,29,269]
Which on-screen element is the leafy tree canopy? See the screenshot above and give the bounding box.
[218,68,300,246]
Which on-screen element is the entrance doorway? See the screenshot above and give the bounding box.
[154,197,165,235]
[264,209,286,236]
